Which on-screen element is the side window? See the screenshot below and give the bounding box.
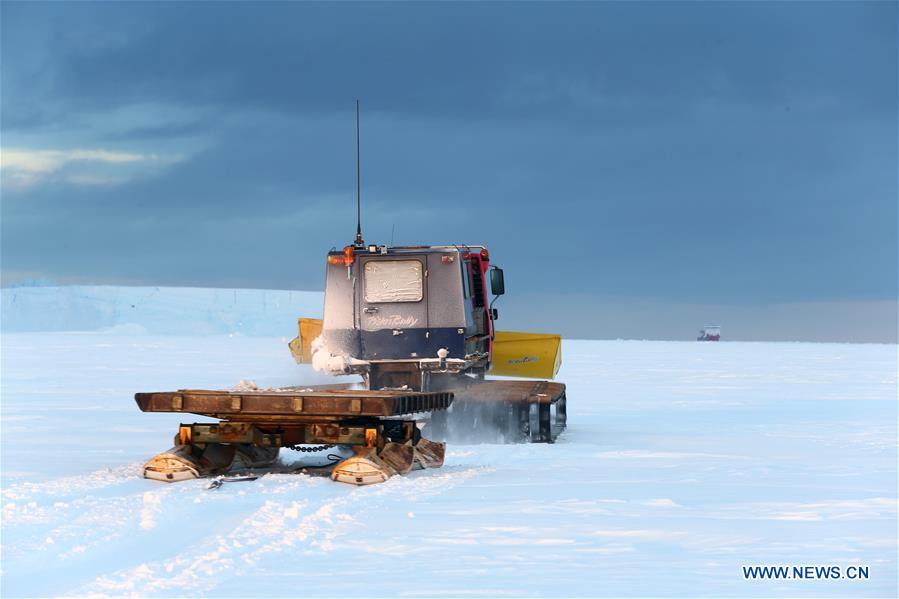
[364,260,423,303]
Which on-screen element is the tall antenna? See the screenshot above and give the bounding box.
[354,99,364,247]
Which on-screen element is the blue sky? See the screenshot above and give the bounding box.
[1,1,896,341]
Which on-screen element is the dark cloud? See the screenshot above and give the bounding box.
[4,1,894,125]
[1,1,896,335]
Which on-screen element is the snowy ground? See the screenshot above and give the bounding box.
[1,296,897,597]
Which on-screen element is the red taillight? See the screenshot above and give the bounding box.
[480,248,489,260]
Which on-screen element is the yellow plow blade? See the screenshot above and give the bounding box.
[489,331,562,379]
[288,317,323,364]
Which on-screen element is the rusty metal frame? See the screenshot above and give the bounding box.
[176,419,421,450]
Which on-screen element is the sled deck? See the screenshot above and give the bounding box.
[135,386,453,421]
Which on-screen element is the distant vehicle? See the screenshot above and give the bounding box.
[698,325,721,341]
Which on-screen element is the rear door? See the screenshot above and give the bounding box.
[358,255,428,359]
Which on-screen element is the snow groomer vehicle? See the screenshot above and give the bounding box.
[135,103,567,486]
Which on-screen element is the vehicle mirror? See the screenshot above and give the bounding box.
[490,268,505,296]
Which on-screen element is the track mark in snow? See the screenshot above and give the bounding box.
[79,466,491,596]
[2,480,179,565]
[140,491,163,530]
[1,462,143,505]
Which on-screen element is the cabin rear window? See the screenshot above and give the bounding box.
[364,260,423,303]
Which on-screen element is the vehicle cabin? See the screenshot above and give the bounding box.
[321,245,504,380]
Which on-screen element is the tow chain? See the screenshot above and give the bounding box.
[207,474,259,490]
[286,444,336,453]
